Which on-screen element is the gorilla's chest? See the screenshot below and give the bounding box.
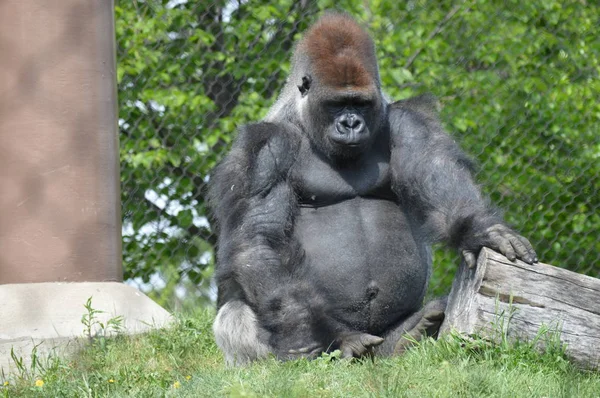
[292,142,394,206]
[289,140,427,333]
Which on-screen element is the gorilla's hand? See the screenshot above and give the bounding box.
[271,320,324,361]
[261,284,326,360]
[462,224,537,268]
[337,332,384,359]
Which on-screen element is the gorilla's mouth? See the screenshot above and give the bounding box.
[326,137,367,159]
[329,133,368,148]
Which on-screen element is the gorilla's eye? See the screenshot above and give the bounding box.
[325,100,345,110]
[325,98,372,114]
[354,99,374,108]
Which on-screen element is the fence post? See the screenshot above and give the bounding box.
[0,0,171,374]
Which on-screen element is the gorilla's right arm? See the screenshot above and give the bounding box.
[209,123,381,358]
[388,96,537,267]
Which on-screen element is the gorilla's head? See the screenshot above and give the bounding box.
[267,12,387,160]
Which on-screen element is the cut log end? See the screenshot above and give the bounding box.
[440,247,600,370]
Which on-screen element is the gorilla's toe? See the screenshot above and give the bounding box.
[393,309,446,355]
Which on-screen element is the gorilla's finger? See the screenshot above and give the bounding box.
[341,346,355,359]
[462,250,477,269]
[492,233,516,261]
[289,344,318,355]
[518,235,538,263]
[506,234,534,264]
[393,337,414,355]
[309,347,323,357]
[488,224,506,234]
[360,334,384,348]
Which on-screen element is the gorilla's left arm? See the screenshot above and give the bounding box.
[388,96,537,267]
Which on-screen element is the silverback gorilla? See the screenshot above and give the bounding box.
[208,12,537,365]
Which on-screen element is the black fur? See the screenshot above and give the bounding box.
[208,13,536,363]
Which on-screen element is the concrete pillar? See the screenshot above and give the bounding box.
[0,0,122,283]
[0,1,172,375]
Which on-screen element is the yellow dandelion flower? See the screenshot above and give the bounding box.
[173,381,181,389]
[35,379,44,387]
[185,375,192,381]
[108,379,115,383]
[3,381,8,386]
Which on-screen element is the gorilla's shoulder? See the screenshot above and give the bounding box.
[388,94,475,171]
[233,122,302,157]
[390,93,441,120]
[229,122,303,176]
[387,93,443,140]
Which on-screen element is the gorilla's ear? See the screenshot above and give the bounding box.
[297,75,312,97]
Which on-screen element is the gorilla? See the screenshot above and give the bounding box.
[208,12,537,365]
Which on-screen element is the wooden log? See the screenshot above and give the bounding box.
[440,247,600,369]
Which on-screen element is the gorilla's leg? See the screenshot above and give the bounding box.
[213,300,272,366]
[374,297,448,356]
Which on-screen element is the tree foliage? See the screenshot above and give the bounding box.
[115,0,599,303]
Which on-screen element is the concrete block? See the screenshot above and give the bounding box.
[0,282,173,375]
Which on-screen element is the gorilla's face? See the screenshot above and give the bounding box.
[304,86,385,160]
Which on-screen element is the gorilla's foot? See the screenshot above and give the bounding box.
[393,308,445,355]
[338,332,384,359]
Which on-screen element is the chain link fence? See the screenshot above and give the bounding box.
[115,1,600,311]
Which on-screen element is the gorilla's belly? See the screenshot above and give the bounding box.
[294,197,429,334]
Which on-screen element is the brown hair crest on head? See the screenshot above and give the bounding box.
[298,12,379,91]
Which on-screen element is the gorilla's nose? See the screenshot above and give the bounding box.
[336,113,365,135]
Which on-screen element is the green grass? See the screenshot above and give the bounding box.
[3,308,600,398]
